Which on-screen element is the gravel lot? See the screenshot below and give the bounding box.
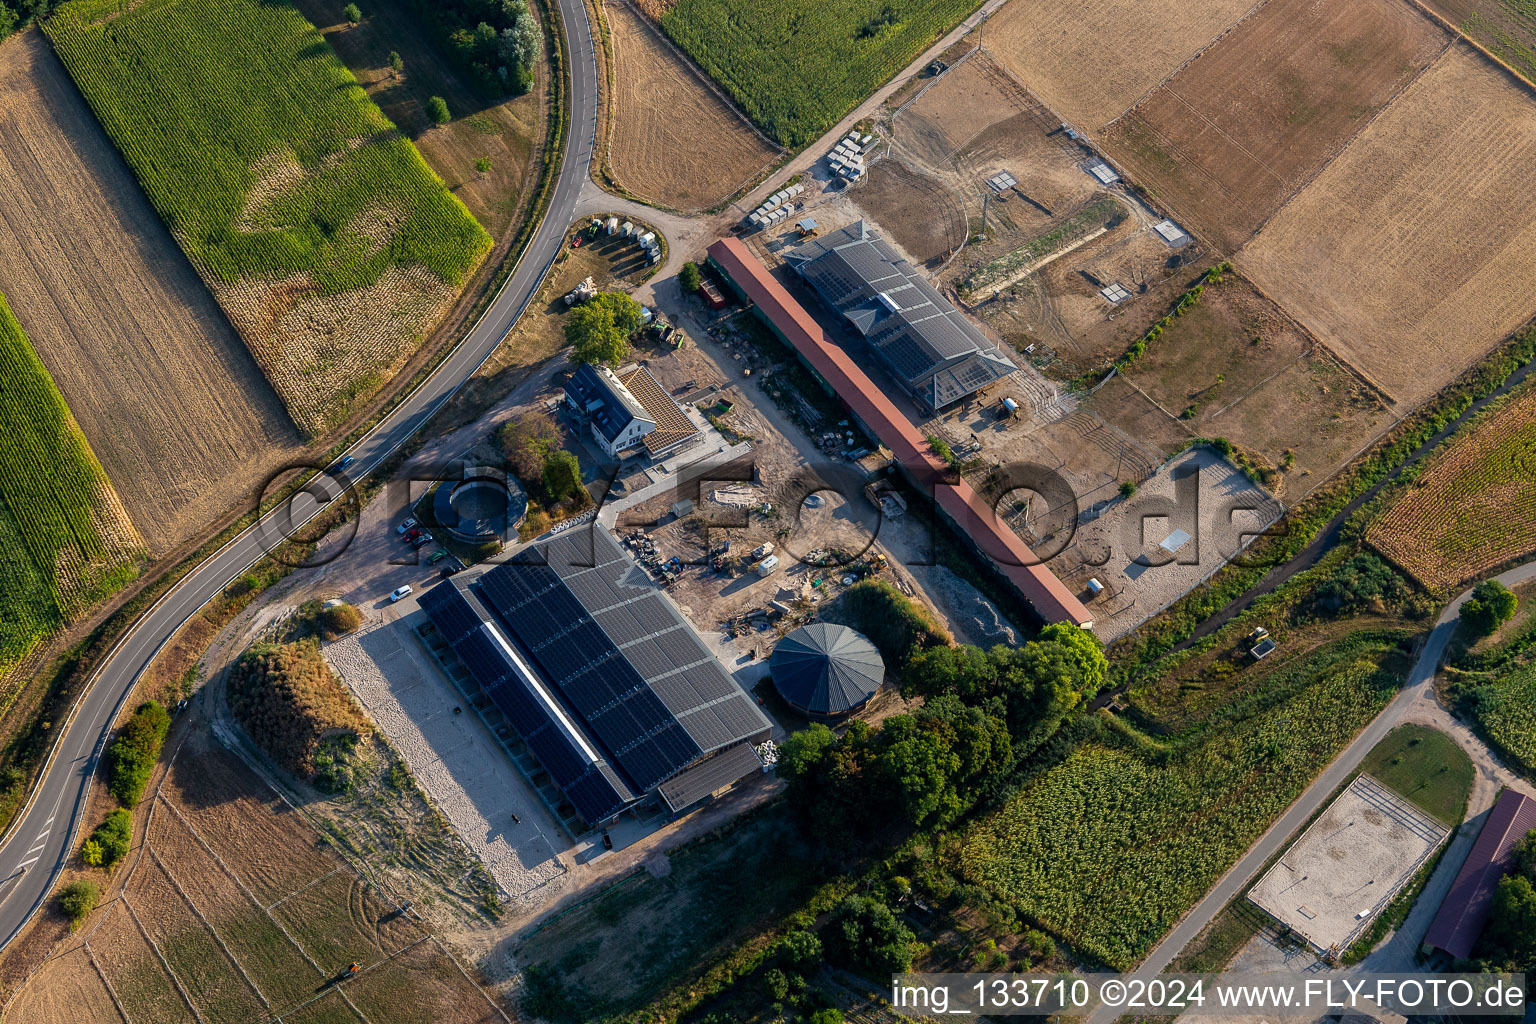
[325,619,572,907]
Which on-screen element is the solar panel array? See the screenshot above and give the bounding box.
[420,529,770,821]
[419,582,633,824]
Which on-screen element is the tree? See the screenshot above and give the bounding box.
[778,928,822,967]
[679,261,702,293]
[1034,622,1108,695]
[1462,580,1518,638]
[825,895,918,974]
[499,412,560,482]
[542,450,584,504]
[59,880,99,928]
[475,157,492,175]
[497,0,541,94]
[322,603,362,637]
[902,643,996,701]
[426,95,451,125]
[1315,552,1408,613]
[81,839,105,868]
[565,291,643,365]
[388,50,404,76]
[86,809,133,869]
[107,701,171,806]
[809,1012,845,1024]
[343,2,361,23]
[1479,873,1536,967]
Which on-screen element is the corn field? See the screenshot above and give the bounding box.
[961,637,1400,968]
[1369,386,1536,590]
[659,0,981,148]
[45,0,493,436]
[0,293,144,676]
[1465,663,1536,776]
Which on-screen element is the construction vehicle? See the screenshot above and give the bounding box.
[346,962,362,978]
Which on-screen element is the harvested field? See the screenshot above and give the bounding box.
[83,902,195,1024]
[269,869,423,969]
[147,809,320,1010]
[984,0,1256,129]
[347,939,503,1024]
[295,0,543,238]
[1239,44,1536,409]
[127,856,268,1024]
[1100,0,1449,251]
[159,746,335,905]
[603,1,777,211]
[1427,0,1536,85]
[46,0,492,436]
[0,30,303,554]
[1115,274,1391,491]
[1,946,120,1024]
[1369,386,1536,589]
[3,723,507,1024]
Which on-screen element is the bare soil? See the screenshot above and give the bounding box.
[1238,43,1536,409]
[1100,0,1449,251]
[984,0,1258,129]
[1,946,119,1024]
[0,30,304,553]
[852,158,967,267]
[601,0,778,212]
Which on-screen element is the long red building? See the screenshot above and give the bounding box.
[707,236,1092,629]
[1423,788,1536,960]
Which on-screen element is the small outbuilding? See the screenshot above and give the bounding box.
[769,623,884,720]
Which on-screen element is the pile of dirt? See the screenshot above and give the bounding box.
[227,639,372,789]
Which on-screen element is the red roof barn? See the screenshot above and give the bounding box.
[1423,788,1536,960]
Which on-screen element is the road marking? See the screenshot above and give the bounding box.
[17,855,40,870]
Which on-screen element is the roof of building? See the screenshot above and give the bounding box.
[784,221,1015,409]
[619,364,700,457]
[770,623,883,715]
[657,740,763,812]
[1424,788,1536,959]
[421,528,770,824]
[706,236,1091,628]
[566,363,655,446]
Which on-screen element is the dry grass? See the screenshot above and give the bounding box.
[1239,43,1536,408]
[0,30,304,553]
[1100,0,1449,251]
[984,0,1257,129]
[602,0,777,211]
[1,946,120,1024]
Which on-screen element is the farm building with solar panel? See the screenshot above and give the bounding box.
[418,528,771,833]
[784,220,1018,413]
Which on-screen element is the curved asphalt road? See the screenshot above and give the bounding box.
[1084,563,1536,1024]
[0,0,599,950]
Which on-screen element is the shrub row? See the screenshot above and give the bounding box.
[106,700,171,807]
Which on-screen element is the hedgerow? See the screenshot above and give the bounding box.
[106,701,171,807]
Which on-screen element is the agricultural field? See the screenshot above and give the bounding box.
[1100,0,1449,251]
[1369,386,1536,589]
[963,634,1403,967]
[983,0,1255,130]
[1111,273,1391,494]
[1237,43,1536,410]
[45,0,493,436]
[0,293,143,678]
[652,0,980,147]
[294,0,544,239]
[1,732,505,1023]
[0,30,305,552]
[1426,0,1536,84]
[602,1,778,211]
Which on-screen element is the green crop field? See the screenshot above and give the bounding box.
[962,635,1403,968]
[1463,663,1536,776]
[46,0,492,435]
[0,293,143,676]
[659,0,981,147]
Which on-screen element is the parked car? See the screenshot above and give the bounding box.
[404,528,423,542]
[396,517,417,535]
[388,585,413,603]
[411,534,431,548]
[427,549,448,564]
